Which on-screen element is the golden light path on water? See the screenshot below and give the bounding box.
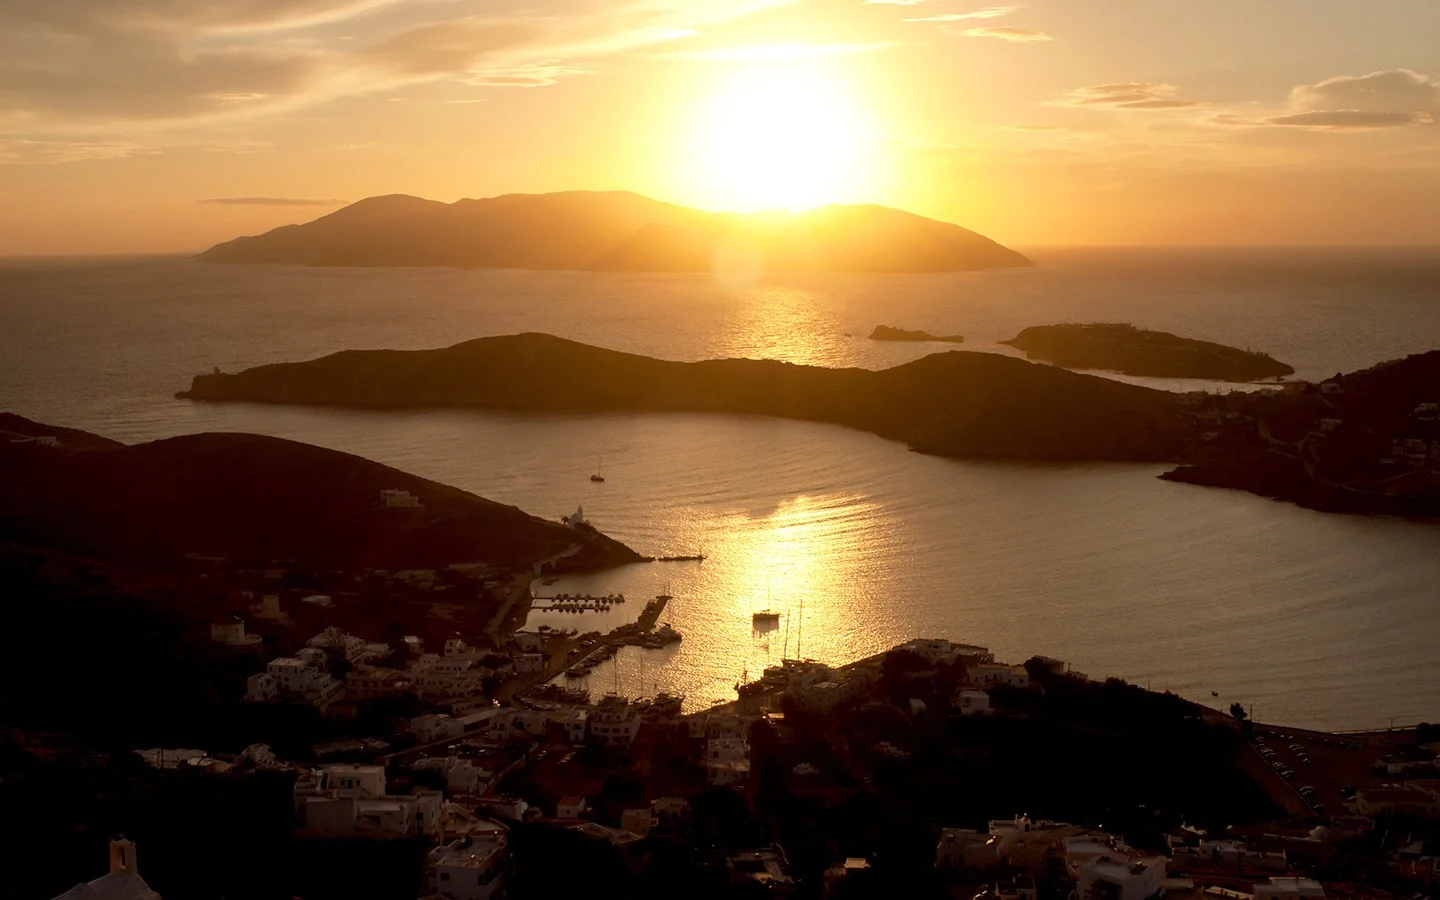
[527,489,898,709]
[6,252,1440,729]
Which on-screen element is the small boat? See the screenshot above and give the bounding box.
[752,610,782,626]
[590,454,605,483]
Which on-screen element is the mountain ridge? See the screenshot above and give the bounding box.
[198,191,1032,273]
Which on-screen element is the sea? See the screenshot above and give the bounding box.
[3,247,1439,730]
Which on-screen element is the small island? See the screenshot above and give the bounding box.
[1002,323,1295,382]
[868,325,965,344]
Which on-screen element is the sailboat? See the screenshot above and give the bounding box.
[752,582,781,628]
[590,453,605,483]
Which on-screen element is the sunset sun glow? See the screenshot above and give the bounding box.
[684,60,879,212]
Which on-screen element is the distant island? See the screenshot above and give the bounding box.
[175,336,1440,518]
[0,413,639,571]
[869,325,965,344]
[177,333,1186,463]
[1002,323,1295,381]
[197,191,1033,274]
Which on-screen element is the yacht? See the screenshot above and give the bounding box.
[752,610,782,626]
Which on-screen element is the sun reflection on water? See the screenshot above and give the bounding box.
[527,491,896,710]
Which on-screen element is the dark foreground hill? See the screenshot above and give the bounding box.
[1002,323,1295,382]
[198,191,1032,273]
[0,416,639,570]
[178,334,1187,462]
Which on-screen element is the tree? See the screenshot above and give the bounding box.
[1229,702,1247,721]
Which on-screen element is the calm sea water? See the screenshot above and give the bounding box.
[3,248,1439,729]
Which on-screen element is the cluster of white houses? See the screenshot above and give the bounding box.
[936,816,1328,900]
[241,628,503,710]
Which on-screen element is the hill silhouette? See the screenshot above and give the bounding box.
[1003,323,1295,381]
[198,191,1032,273]
[0,416,639,570]
[178,334,1186,462]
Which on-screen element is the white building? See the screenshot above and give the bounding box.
[1254,878,1326,900]
[620,809,657,838]
[210,619,262,648]
[346,665,411,700]
[53,839,161,900]
[425,832,509,900]
[563,506,588,529]
[415,756,487,795]
[899,639,994,666]
[409,711,497,744]
[954,690,991,716]
[245,671,278,702]
[970,663,1031,689]
[307,627,373,663]
[294,764,442,840]
[590,695,641,748]
[248,593,289,624]
[708,735,751,787]
[381,488,422,508]
[563,708,589,744]
[1076,854,1166,900]
[408,654,486,699]
[265,652,346,708]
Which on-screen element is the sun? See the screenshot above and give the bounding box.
[683,58,879,212]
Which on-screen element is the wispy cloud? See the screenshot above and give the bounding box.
[1209,70,1439,131]
[904,6,1017,22]
[665,42,897,61]
[198,197,348,206]
[1057,83,1203,110]
[963,26,1050,42]
[1266,111,1431,129]
[0,0,788,143]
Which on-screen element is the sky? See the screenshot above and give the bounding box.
[2,0,1438,253]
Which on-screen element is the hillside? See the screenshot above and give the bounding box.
[177,334,1187,463]
[1159,351,1440,516]
[0,417,640,570]
[1003,323,1294,381]
[197,191,1032,273]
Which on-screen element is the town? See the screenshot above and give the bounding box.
[14,540,1440,900]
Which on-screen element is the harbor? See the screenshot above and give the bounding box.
[562,593,682,678]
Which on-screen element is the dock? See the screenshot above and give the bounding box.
[530,592,626,612]
[633,594,669,631]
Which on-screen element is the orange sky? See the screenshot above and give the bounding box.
[2,0,1438,254]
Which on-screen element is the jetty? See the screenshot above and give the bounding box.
[531,592,626,613]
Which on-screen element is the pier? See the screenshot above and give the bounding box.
[530,592,626,612]
[561,594,679,678]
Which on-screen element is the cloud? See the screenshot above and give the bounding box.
[1210,70,1439,131]
[0,138,152,164]
[199,196,347,206]
[0,1,787,139]
[665,42,896,61]
[904,6,1017,22]
[1266,111,1432,130]
[1291,69,1440,114]
[1057,83,1204,110]
[962,26,1050,42]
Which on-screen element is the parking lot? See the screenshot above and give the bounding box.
[1247,724,1414,818]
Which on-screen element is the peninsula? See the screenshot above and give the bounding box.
[174,336,1440,518]
[1002,323,1295,381]
[869,325,965,344]
[0,414,639,571]
[177,333,1187,463]
[197,191,1033,273]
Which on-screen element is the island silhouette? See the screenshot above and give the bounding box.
[198,191,1032,273]
[175,335,1440,517]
